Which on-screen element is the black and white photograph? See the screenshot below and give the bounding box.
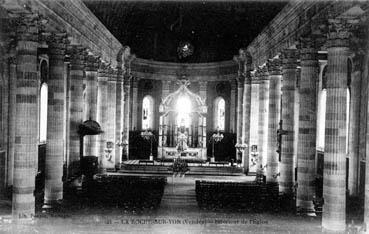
[0,0,368,233]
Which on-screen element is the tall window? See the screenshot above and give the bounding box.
[316,65,350,154]
[214,97,225,131]
[176,96,192,128]
[317,66,327,151]
[39,61,48,143]
[142,95,154,130]
[346,88,350,155]
[317,88,326,150]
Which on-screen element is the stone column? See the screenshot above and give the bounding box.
[348,54,361,196]
[229,80,237,133]
[296,40,319,214]
[322,20,350,232]
[280,49,298,195]
[158,116,163,147]
[131,77,139,130]
[241,51,252,172]
[83,54,99,157]
[122,75,131,161]
[106,68,117,168]
[162,80,171,148]
[115,68,123,165]
[235,79,245,161]
[198,117,203,148]
[256,67,269,173]
[44,33,67,208]
[199,81,207,156]
[122,53,135,161]
[12,15,39,220]
[266,58,282,183]
[7,57,16,186]
[67,45,85,177]
[96,64,109,171]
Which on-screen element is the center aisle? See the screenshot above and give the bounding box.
[159,176,199,213]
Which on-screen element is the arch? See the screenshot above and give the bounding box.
[142,95,155,130]
[213,96,226,131]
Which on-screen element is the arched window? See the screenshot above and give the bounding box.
[346,59,352,155]
[317,66,327,151]
[214,97,225,131]
[346,88,350,154]
[142,95,154,130]
[176,96,192,128]
[317,89,326,150]
[39,60,48,143]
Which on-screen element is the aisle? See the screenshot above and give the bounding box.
[159,176,198,213]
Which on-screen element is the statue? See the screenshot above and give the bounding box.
[176,125,188,153]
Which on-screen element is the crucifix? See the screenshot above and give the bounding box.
[276,119,288,162]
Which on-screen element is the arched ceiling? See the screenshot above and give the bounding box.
[84,1,287,63]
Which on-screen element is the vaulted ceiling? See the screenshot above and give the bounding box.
[85,1,287,63]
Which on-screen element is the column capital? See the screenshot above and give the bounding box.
[266,58,282,75]
[68,45,87,70]
[326,17,358,48]
[298,38,319,68]
[106,67,116,82]
[46,33,68,59]
[282,49,298,70]
[98,62,111,78]
[233,48,252,77]
[254,66,269,81]
[13,13,40,42]
[85,54,100,72]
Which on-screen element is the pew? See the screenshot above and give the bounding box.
[195,180,279,211]
[83,175,167,211]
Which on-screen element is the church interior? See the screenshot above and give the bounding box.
[1,0,369,233]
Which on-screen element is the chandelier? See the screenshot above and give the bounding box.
[177,41,194,59]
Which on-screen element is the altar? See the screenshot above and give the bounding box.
[158,78,208,162]
[159,147,207,162]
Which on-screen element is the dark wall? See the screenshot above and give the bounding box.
[129,130,158,160]
[206,131,236,161]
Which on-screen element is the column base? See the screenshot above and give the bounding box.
[42,199,63,213]
[296,207,316,217]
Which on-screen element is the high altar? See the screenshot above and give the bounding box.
[158,78,208,161]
